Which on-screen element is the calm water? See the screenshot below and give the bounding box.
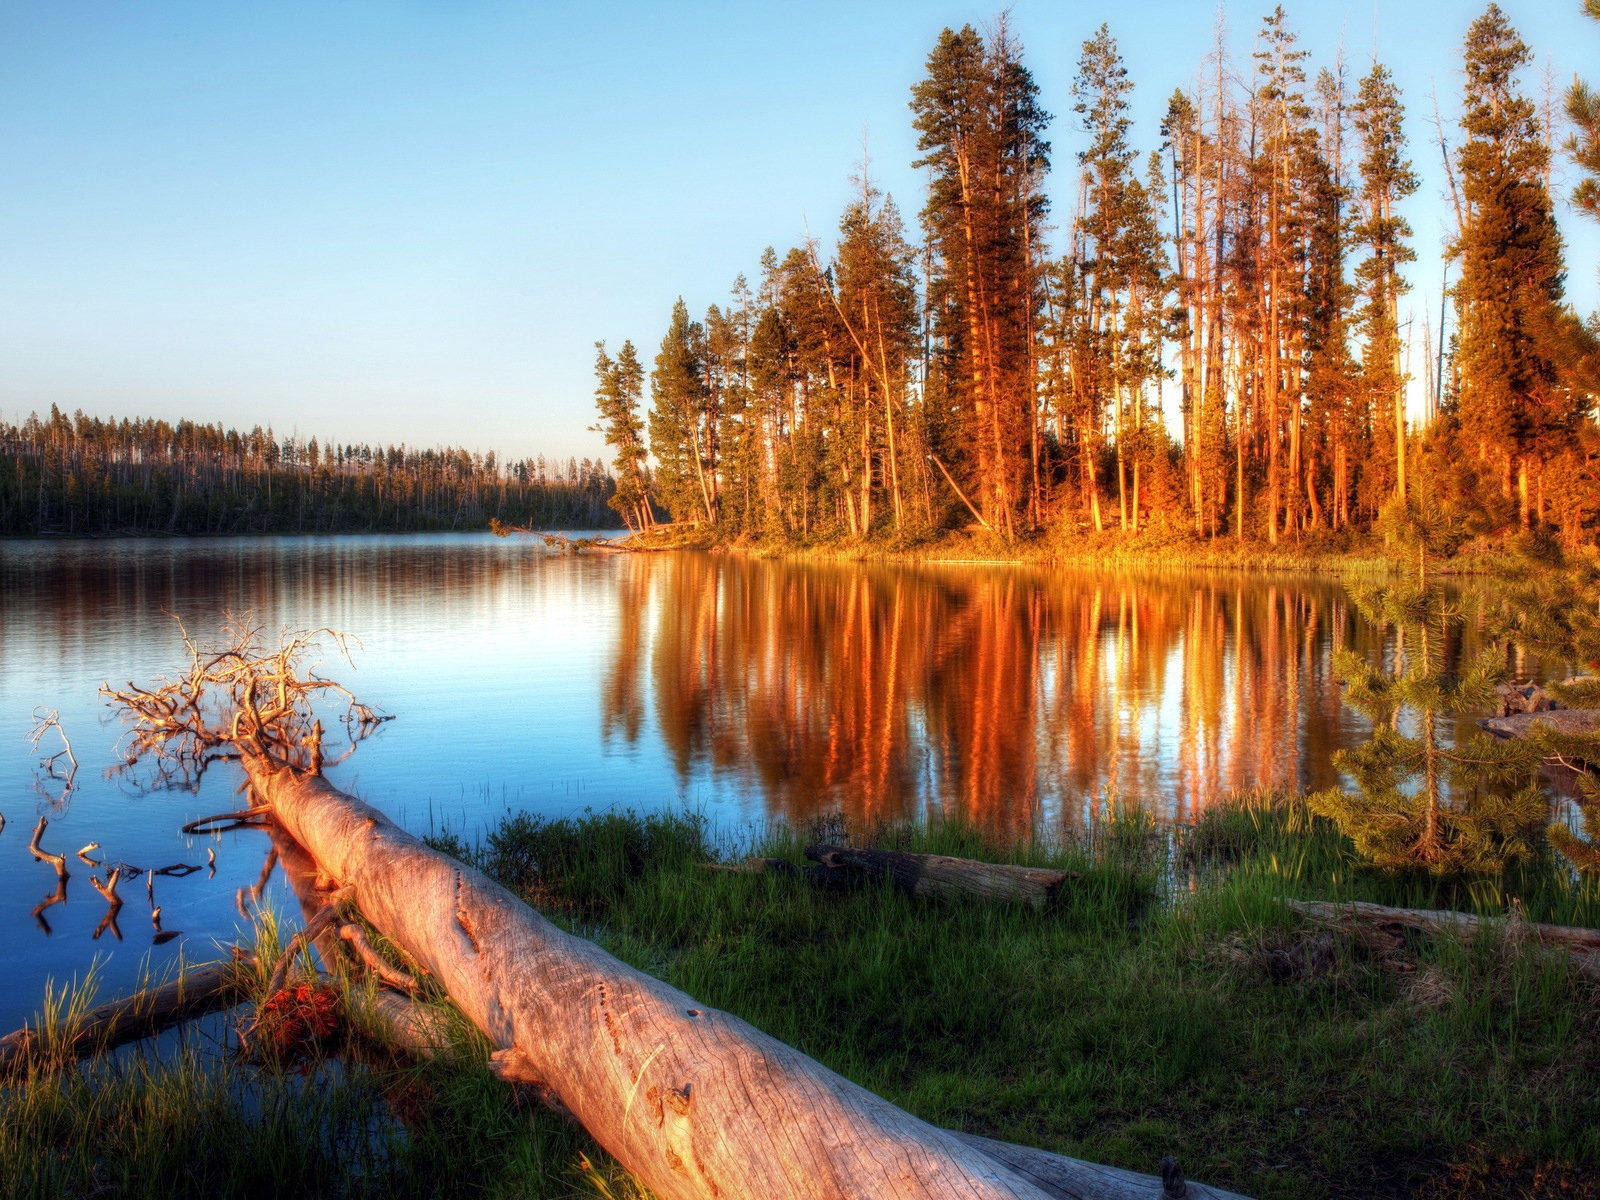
[0,534,1519,1028]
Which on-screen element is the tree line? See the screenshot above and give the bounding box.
[595,4,1600,549]
[0,406,614,536]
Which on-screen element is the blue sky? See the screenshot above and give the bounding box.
[2,1,1596,465]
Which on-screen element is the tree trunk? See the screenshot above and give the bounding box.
[247,758,1055,1200]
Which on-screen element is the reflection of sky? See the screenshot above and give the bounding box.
[0,535,1539,1030]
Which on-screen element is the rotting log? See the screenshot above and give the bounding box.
[247,756,1251,1200]
[0,957,251,1077]
[805,845,1079,909]
[1285,899,1600,975]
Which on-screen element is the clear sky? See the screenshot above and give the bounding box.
[2,1,1596,466]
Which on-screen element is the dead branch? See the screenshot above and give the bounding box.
[101,615,390,788]
[28,707,79,781]
[28,817,69,880]
[153,862,203,877]
[76,842,102,866]
[1285,898,1600,976]
[803,846,1079,908]
[89,870,123,909]
[182,807,272,835]
[265,902,345,996]
[339,924,424,995]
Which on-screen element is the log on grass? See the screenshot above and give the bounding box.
[0,957,251,1076]
[1285,899,1600,974]
[805,845,1078,908]
[247,757,1249,1200]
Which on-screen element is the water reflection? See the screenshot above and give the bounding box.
[601,557,1508,834]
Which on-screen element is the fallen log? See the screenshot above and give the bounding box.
[1479,708,1600,741]
[0,956,252,1076]
[805,845,1079,908]
[1284,899,1600,975]
[247,756,1249,1200]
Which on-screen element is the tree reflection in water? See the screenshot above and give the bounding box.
[601,555,1505,838]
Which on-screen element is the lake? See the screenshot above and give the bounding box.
[0,534,1519,1030]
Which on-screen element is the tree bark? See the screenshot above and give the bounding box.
[246,756,1250,1200]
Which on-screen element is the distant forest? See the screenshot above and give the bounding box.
[596,4,1600,549]
[0,406,614,536]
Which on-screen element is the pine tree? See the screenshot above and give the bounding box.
[1311,585,1548,872]
[911,22,1049,539]
[1066,25,1169,533]
[1351,62,1418,520]
[592,340,653,531]
[648,298,717,524]
[1452,4,1574,529]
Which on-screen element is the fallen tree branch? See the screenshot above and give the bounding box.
[804,845,1079,908]
[339,923,425,995]
[0,957,253,1076]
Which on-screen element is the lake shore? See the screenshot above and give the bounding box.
[7,799,1599,1200]
[620,523,1564,580]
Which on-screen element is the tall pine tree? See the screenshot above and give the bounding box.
[1452,4,1574,528]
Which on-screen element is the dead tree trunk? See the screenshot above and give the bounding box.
[246,757,1249,1200]
[803,846,1078,909]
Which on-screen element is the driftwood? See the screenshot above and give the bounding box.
[804,845,1079,909]
[246,756,1249,1200]
[0,957,252,1076]
[1285,899,1600,975]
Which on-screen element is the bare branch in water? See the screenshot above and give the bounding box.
[101,614,391,790]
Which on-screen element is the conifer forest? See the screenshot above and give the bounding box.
[597,4,1600,550]
[0,407,614,536]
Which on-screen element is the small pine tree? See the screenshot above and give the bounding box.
[1312,585,1548,872]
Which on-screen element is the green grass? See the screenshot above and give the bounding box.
[6,802,1599,1199]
